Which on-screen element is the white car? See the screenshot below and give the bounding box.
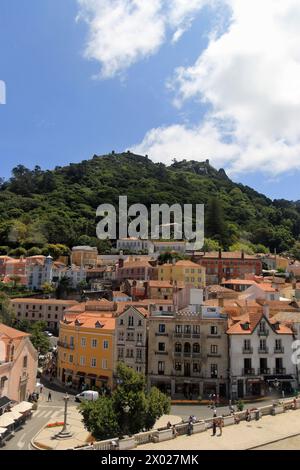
[75,391,99,402]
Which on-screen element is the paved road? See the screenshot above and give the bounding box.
[1,384,78,451]
[170,398,278,421]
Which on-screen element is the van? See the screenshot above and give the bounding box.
[75,390,99,402]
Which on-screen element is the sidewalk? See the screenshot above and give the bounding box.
[138,408,300,450]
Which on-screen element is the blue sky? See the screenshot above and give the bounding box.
[0,0,300,201]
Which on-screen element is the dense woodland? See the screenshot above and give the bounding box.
[0,152,299,258]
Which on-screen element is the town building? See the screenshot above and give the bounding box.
[0,324,38,402]
[71,246,98,268]
[147,307,228,399]
[57,313,115,391]
[117,238,151,253]
[241,283,281,301]
[151,241,187,254]
[115,305,148,376]
[158,260,206,289]
[116,259,158,282]
[227,305,297,399]
[192,250,262,285]
[11,299,79,333]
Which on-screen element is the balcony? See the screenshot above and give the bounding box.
[242,368,256,376]
[273,368,286,375]
[174,333,183,338]
[174,351,182,357]
[242,347,253,354]
[258,368,271,375]
[257,329,269,337]
[258,347,269,354]
[192,334,200,339]
[155,351,168,355]
[207,353,221,358]
[207,334,221,339]
[192,353,201,358]
[274,347,284,353]
[58,341,74,350]
[155,332,169,337]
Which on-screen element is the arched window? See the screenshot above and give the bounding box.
[193,343,200,353]
[184,342,191,353]
[175,343,182,353]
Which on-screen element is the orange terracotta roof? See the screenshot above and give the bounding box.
[227,311,293,335]
[63,314,115,330]
[0,323,30,339]
[255,283,277,292]
[11,298,78,305]
[222,279,256,285]
[196,251,259,260]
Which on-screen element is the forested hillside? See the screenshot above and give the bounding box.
[0,152,299,257]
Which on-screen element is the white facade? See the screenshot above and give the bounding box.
[117,238,151,253]
[243,284,280,301]
[229,315,297,399]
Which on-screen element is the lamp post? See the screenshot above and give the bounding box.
[55,393,73,439]
[123,404,130,437]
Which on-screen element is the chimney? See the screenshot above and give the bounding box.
[263,303,270,319]
[218,249,222,259]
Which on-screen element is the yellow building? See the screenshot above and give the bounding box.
[57,313,115,391]
[158,260,206,289]
[71,246,98,267]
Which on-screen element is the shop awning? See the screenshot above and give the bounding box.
[87,374,97,379]
[12,402,33,413]
[0,427,7,436]
[76,371,86,377]
[0,414,15,427]
[9,410,23,421]
[98,375,109,381]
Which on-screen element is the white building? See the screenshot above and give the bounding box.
[117,238,151,253]
[242,282,280,302]
[228,305,297,399]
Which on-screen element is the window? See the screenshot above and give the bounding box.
[48,314,51,319]
[158,324,166,333]
[69,355,73,364]
[184,325,191,334]
[120,319,124,325]
[127,332,134,341]
[210,326,218,335]
[48,306,51,311]
[175,362,182,371]
[32,312,35,318]
[211,364,218,378]
[138,320,142,326]
[136,349,142,359]
[128,316,134,327]
[118,348,124,359]
[80,356,86,366]
[260,339,267,350]
[91,358,97,367]
[193,343,200,353]
[70,336,74,347]
[211,345,218,354]
[102,359,108,369]
[158,342,165,352]
[103,340,109,349]
[175,343,182,353]
[126,349,134,358]
[193,363,200,373]
[275,339,282,350]
[23,356,28,368]
[244,339,251,350]
[137,333,143,342]
[193,325,200,334]
[158,361,165,375]
[91,339,97,348]
[175,325,182,333]
[118,332,124,341]
[81,338,86,347]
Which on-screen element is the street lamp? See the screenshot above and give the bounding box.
[55,393,73,439]
[123,404,130,437]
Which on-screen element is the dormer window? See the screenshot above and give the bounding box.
[95,321,103,328]
[259,321,266,332]
[241,322,250,330]
[274,322,280,331]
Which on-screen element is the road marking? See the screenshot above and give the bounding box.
[17,433,27,449]
[44,410,53,418]
[51,410,62,420]
[36,410,46,418]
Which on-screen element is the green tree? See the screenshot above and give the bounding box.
[0,292,15,326]
[202,238,221,252]
[80,397,119,441]
[80,364,170,440]
[41,282,55,294]
[29,321,50,354]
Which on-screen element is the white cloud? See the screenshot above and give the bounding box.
[133,0,300,176]
[77,0,208,78]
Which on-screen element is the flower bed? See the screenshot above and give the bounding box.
[46,422,64,428]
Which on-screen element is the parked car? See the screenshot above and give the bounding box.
[75,391,99,402]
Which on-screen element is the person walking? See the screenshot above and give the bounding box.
[47,391,52,402]
[213,408,217,418]
[212,418,217,436]
[40,385,43,394]
[218,417,224,436]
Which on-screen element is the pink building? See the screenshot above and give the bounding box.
[0,324,38,402]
